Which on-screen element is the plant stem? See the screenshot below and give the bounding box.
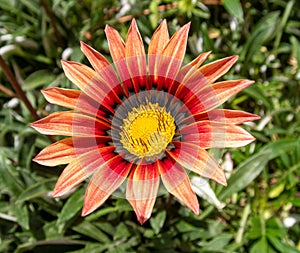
[40,0,64,47]
[0,83,16,97]
[0,55,39,120]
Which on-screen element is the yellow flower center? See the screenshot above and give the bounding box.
[120,102,176,158]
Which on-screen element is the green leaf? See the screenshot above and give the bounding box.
[23,69,56,91]
[57,188,84,232]
[223,0,244,22]
[17,178,56,202]
[150,210,166,234]
[202,233,233,250]
[250,237,268,253]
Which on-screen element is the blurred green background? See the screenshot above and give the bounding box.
[0,0,299,252]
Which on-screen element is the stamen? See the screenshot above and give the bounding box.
[120,102,175,158]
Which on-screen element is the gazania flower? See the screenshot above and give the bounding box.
[31,19,259,224]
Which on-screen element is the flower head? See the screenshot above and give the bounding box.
[31,19,259,224]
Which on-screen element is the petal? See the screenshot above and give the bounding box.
[184,79,254,114]
[105,24,126,62]
[167,142,227,186]
[158,159,199,215]
[82,155,132,216]
[61,60,117,112]
[80,42,125,99]
[181,121,256,148]
[53,146,115,197]
[125,19,147,91]
[199,55,238,84]
[148,19,169,89]
[162,22,190,61]
[30,111,110,136]
[42,88,81,109]
[33,138,75,166]
[153,23,191,90]
[80,41,110,72]
[181,109,260,125]
[148,19,169,56]
[126,162,159,224]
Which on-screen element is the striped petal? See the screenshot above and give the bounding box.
[80,42,125,99]
[199,55,238,84]
[153,23,190,90]
[80,41,110,72]
[181,121,255,148]
[158,159,199,215]
[82,155,132,216]
[33,138,75,166]
[181,109,260,125]
[42,88,81,109]
[61,60,117,112]
[53,146,115,197]
[126,162,159,224]
[167,142,226,186]
[125,19,147,91]
[104,25,126,62]
[148,20,169,88]
[30,111,110,136]
[184,79,254,114]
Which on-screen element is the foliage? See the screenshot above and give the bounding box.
[0,0,299,252]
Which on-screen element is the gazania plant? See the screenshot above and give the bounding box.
[31,19,259,224]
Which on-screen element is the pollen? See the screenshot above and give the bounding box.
[120,102,176,158]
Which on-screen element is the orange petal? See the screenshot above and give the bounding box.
[199,55,238,84]
[52,146,115,197]
[80,41,110,72]
[42,88,81,109]
[148,20,169,88]
[30,111,110,136]
[80,42,125,98]
[181,51,212,74]
[126,162,159,224]
[82,155,132,216]
[125,19,147,91]
[181,121,256,148]
[184,79,254,114]
[158,159,199,215]
[105,24,126,62]
[162,22,190,61]
[33,138,75,166]
[167,142,226,186]
[181,109,260,125]
[61,60,96,91]
[148,19,169,55]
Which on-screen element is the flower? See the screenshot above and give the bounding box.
[31,19,260,224]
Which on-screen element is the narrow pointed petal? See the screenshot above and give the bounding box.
[181,51,212,74]
[148,20,169,89]
[148,19,169,55]
[105,25,126,62]
[80,42,125,98]
[82,155,132,216]
[33,138,75,166]
[30,111,110,136]
[211,79,254,104]
[53,146,115,197]
[80,41,110,72]
[61,60,117,112]
[162,22,190,61]
[184,79,254,114]
[181,109,260,125]
[153,23,191,90]
[181,121,256,148]
[125,19,147,91]
[126,162,159,224]
[42,88,81,109]
[199,55,238,84]
[158,159,199,215]
[61,60,96,91]
[167,142,227,186]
